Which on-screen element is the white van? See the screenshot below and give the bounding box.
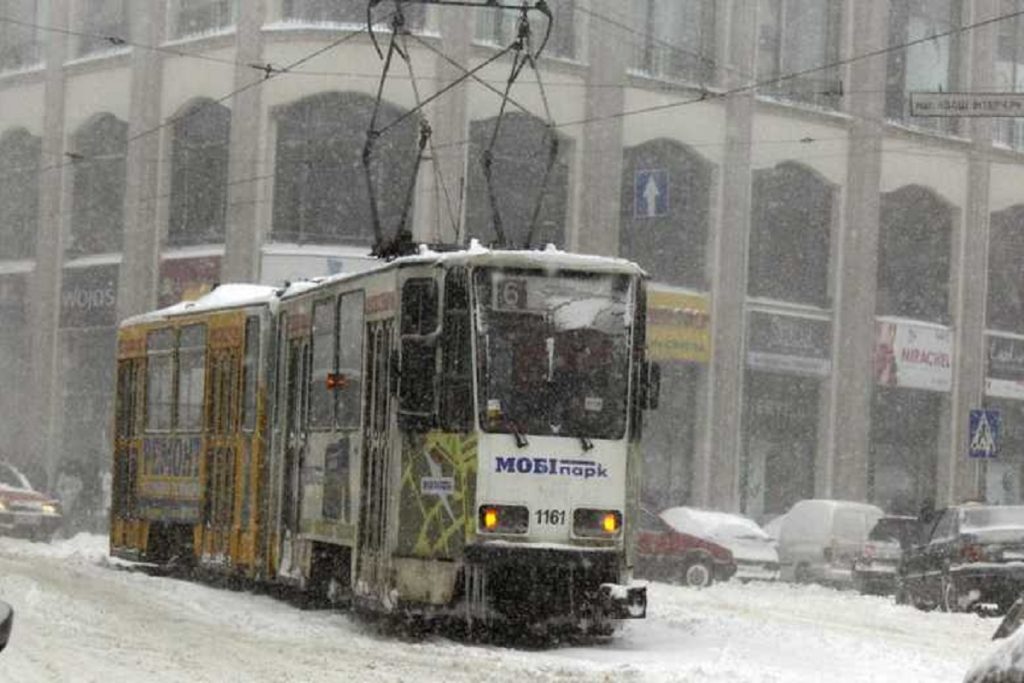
[775,499,884,586]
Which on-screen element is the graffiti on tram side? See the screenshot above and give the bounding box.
[139,437,202,500]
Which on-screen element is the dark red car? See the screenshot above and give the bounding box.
[0,462,61,541]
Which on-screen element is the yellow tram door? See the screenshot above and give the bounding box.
[199,317,243,563]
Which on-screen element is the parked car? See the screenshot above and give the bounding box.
[0,462,61,540]
[775,499,884,587]
[636,506,779,587]
[852,515,919,595]
[900,504,1024,613]
[965,601,1024,682]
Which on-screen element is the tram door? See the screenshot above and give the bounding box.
[203,348,240,560]
[282,338,310,550]
[356,319,394,596]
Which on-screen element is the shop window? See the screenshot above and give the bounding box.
[241,316,259,432]
[886,0,963,134]
[69,114,128,256]
[177,324,207,431]
[75,0,128,57]
[0,0,40,71]
[741,371,818,517]
[281,0,424,29]
[877,185,952,323]
[620,139,710,289]
[169,0,235,39]
[748,162,833,306]
[464,113,570,249]
[310,298,336,430]
[337,291,364,430]
[168,100,230,246]
[61,327,118,467]
[988,205,1024,334]
[475,0,575,58]
[630,0,715,85]
[145,329,176,431]
[869,386,940,514]
[994,1,1024,148]
[272,92,421,245]
[0,129,41,260]
[440,268,473,431]
[756,0,841,107]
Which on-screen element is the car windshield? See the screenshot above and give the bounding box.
[474,267,634,439]
[961,506,1024,530]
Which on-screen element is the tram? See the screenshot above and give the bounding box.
[110,245,655,632]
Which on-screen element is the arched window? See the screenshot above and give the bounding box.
[877,185,953,323]
[272,92,420,245]
[464,113,570,248]
[69,113,128,256]
[0,129,41,260]
[169,100,230,246]
[620,139,710,289]
[988,205,1024,334]
[748,162,833,306]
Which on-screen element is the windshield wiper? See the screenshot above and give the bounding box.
[510,422,529,448]
[579,436,593,452]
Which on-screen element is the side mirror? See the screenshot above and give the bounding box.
[641,361,661,410]
[0,600,13,653]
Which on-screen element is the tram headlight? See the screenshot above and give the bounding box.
[477,505,528,534]
[573,509,623,538]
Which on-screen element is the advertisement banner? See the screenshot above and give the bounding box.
[874,320,953,392]
[159,256,221,308]
[986,335,1024,400]
[746,311,831,377]
[646,289,710,364]
[60,264,119,329]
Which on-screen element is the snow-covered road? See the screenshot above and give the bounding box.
[0,535,1005,682]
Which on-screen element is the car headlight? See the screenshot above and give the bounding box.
[41,504,57,516]
[0,501,7,512]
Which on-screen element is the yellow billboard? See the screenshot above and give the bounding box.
[647,289,710,363]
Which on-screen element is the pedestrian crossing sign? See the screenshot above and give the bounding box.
[969,409,1000,459]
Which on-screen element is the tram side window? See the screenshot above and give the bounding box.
[399,278,439,426]
[337,291,365,429]
[241,316,259,433]
[177,324,207,432]
[146,329,176,431]
[116,360,138,438]
[440,268,473,431]
[310,299,336,430]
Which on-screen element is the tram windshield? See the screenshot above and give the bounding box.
[473,267,634,440]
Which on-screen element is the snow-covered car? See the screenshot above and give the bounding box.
[775,499,884,587]
[636,506,779,587]
[852,515,918,595]
[0,601,11,653]
[965,612,1024,682]
[0,462,61,540]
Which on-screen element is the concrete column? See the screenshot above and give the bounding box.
[699,0,756,511]
[827,0,890,501]
[117,1,166,319]
[946,0,997,504]
[574,0,627,257]
[223,0,267,282]
[32,0,70,486]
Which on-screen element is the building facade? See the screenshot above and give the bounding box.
[1,0,1022,519]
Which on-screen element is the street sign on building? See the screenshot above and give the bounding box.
[634,169,669,218]
[969,409,1001,459]
[911,92,1024,117]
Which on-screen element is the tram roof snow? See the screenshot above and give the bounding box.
[120,283,280,327]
